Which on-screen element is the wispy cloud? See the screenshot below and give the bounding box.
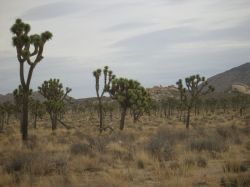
[21,1,84,20]
[105,22,154,31]
[1,0,250,98]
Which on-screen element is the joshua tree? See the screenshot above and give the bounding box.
[13,85,32,130]
[176,75,214,129]
[130,88,151,123]
[93,66,115,132]
[29,99,45,129]
[2,101,14,125]
[109,78,149,130]
[0,105,5,132]
[38,79,71,131]
[11,18,52,140]
[160,97,176,119]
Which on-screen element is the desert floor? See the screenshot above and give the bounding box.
[0,111,249,187]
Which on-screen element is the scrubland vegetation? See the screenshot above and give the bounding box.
[0,109,249,187]
[0,18,249,187]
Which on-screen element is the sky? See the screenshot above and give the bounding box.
[0,0,250,98]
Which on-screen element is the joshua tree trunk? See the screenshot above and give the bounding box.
[186,107,191,129]
[21,93,29,140]
[109,111,113,122]
[98,99,103,132]
[120,107,127,130]
[50,113,57,131]
[34,114,37,129]
[0,116,4,132]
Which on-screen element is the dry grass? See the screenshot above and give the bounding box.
[0,110,249,187]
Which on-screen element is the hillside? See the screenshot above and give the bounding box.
[0,92,52,104]
[207,62,250,93]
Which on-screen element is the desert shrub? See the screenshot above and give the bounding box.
[196,156,207,168]
[223,161,248,173]
[5,151,68,176]
[137,159,145,169]
[169,161,180,170]
[109,131,135,144]
[156,127,189,144]
[87,136,108,153]
[146,135,173,161]
[146,127,189,161]
[25,135,39,150]
[5,152,34,173]
[189,136,228,152]
[70,143,90,155]
[221,176,237,187]
[245,141,250,150]
[217,126,241,144]
[221,173,250,187]
[183,157,196,168]
[27,152,68,175]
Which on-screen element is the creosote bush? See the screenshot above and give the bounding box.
[196,156,207,168]
[216,125,241,144]
[70,143,91,155]
[146,134,174,161]
[221,173,250,187]
[189,136,228,152]
[5,151,68,176]
[223,161,248,173]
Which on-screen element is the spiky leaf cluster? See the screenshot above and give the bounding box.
[29,99,46,119]
[38,79,71,114]
[11,19,52,65]
[176,74,214,108]
[93,66,115,97]
[13,85,32,112]
[110,78,150,110]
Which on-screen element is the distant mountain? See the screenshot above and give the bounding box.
[207,62,250,93]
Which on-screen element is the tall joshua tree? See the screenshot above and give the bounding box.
[38,79,71,131]
[11,19,52,140]
[93,66,115,132]
[176,75,214,129]
[109,78,149,130]
[13,85,32,132]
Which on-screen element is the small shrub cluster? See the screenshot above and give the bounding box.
[196,156,207,168]
[5,151,68,176]
[221,173,250,187]
[189,136,228,152]
[245,141,250,150]
[217,126,241,144]
[183,156,207,168]
[70,143,91,155]
[137,159,145,169]
[146,133,174,161]
[223,161,248,173]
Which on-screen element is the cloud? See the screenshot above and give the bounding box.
[112,19,250,56]
[21,1,84,21]
[105,22,154,31]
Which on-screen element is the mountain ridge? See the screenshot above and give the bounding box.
[207,62,250,93]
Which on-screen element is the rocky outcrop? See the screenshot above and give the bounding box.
[231,83,250,95]
[147,85,179,101]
